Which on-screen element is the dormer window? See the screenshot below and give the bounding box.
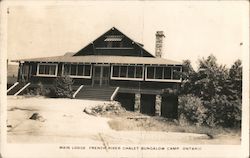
[105,35,124,47]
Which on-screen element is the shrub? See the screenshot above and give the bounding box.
[54,76,74,98]
[29,82,56,97]
[178,94,207,126]
[203,95,241,128]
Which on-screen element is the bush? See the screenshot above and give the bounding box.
[27,82,56,97]
[178,94,207,126]
[203,95,241,128]
[54,76,74,98]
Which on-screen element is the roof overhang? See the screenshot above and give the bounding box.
[12,55,182,66]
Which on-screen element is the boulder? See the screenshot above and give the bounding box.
[29,113,46,122]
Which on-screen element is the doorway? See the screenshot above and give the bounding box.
[140,94,156,116]
[92,65,110,87]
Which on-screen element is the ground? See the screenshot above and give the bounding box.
[7,96,240,145]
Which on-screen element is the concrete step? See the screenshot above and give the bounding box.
[75,87,116,101]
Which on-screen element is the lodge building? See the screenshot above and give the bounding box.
[9,27,182,118]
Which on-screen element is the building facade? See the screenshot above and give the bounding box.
[11,27,182,118]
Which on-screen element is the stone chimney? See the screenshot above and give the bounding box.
[155,31,165,58]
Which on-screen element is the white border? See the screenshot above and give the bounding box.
[1,1,249,158]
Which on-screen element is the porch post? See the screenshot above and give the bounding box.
[18,62,24,82]
[155,94,162,116]
[61,63,64,76]
[28,63,32,80]
[134,93,141,112]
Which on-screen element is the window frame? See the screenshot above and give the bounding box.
[111,64,144,81]
[63,64,92,79]
[145,65,182,82]
[36,63,58,77]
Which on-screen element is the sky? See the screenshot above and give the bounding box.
[7,1,248,69]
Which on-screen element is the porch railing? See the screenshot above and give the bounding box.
[110,87,120,101]
[73,85,84,98]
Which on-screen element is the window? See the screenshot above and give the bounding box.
[146,66,181,82]
[128,66,135,78]
[113,66,119,77]
[147,67,154,79]
[164,67,171,79]
[85,65,91,76]
[173,67,181,80]
[111,65,144,80]
[135,66,143,78]
[71,65,77,76]
[106,41,122,48]
[37,63,58,77]
[104,35,123,48]
[120,66,127,77]
[77,65,84,76]
[155,67,163,79]
[63,64,92,78]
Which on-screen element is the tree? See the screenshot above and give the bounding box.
[180,60,196,95]
[54,75,74,98]
[227,59,242,100]
[179,55,242,128]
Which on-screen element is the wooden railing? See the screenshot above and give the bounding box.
[14,82,30,96]
[72,85,84,98]
[110,87,120,101]
[7,82,19,93]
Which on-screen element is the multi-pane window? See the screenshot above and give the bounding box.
[37,63,58,76]
[63,64,91,78]
[164,67,171,79]
[173,67,181,80]
[147,67,154,79]
[146,66,181,81]
[111,65,143,80]
[105,35,123,48]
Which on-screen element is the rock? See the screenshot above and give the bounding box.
[85,101,126,116]
[29,113,46,122]
[30,113,39,120]
[83,108,96,116]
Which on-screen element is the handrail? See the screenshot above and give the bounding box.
[14,82,31,96]
[110,87,120,101]
[73,85,84,98]
[7,82,19,93]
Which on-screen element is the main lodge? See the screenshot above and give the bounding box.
[9,27,183,118]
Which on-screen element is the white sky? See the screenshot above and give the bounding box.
[7,1,248,68]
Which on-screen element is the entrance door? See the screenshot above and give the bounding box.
[93,65,110,87]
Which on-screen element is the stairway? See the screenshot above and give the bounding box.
[74,86,116,101]
[7,83,25,95]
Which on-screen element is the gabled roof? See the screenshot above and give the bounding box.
[12,27,182,65]
[13,55,182,65]
[73,27,154,57]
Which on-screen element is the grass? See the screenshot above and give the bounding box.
[103,110,241,139]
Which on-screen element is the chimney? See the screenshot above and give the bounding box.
[155,31,165,58]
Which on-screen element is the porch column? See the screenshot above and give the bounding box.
[18,62,24,82]
[28,63,32,80]
[134,93,141,112]
[61,63,64,76]
[155,94,162,116]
